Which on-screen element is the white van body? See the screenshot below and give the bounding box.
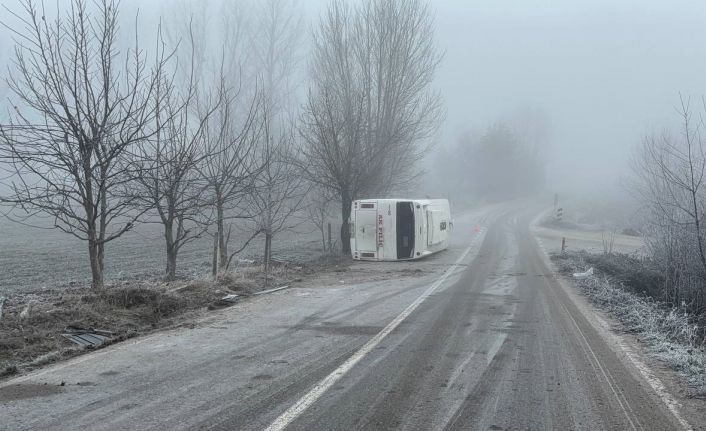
[350,199,451,261]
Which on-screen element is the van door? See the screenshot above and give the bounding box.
[396,202,415,258]
[355,209,377,252]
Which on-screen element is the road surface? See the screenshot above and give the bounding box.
[0,203,692,430]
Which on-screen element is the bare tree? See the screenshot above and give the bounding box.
[633,96,706,311]
[201,75,263,275]
[250,110,308,284]
[246,0,306,280]
[166,4,270,276]
[301,0,443,253]
[0,0,168,288]
[131,44,218,280]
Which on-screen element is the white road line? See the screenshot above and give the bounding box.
[264,238,480,431]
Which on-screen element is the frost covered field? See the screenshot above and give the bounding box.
[0,217,327,294]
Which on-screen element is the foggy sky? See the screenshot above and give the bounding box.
[433,0,706,192]
[2,0,706,194]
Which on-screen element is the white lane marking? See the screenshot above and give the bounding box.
[264,235,483,431]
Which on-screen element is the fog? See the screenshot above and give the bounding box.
[434,0,706,192]
[1,0,706,226]
[2,0,706,193]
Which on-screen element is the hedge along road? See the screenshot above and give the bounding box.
[0,201,692,431]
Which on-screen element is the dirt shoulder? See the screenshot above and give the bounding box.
[0,253,436,382]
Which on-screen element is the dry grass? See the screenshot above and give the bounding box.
[0,285,194,375]
[553,251,706,396]
[0,257,325,379]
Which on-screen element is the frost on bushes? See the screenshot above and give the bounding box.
[554,252,706,396]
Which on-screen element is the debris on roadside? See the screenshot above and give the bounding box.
[19,302,33,320]
[208,293,241,310]
[253,285,289,296]
[61,326,114,348]
[572,267,594,279]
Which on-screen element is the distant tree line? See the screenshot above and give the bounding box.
[0,0,443,287]
[436,109,550,203]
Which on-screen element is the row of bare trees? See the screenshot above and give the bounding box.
[0,0,170,288]
[633,96,706,314]
[0,0,443,288]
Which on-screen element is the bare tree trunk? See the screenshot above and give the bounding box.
[88,238,104,289]
[98,242,105,284]
[99,191,107,282]
[321,223,327,252]
[264,231,272,287]
[164,222,177,280]
[166,246,178,280]
[341,193,352,254]
[217,200,228,271]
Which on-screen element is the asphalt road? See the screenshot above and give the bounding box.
[0,203,690,430]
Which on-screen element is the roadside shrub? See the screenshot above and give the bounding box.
[29,351,61,367]
[554,251,706,395]
[102,287,186,319]
[0,364,18,377]
[582,252,664,299]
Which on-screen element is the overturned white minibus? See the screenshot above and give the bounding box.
[350,199,451,261]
